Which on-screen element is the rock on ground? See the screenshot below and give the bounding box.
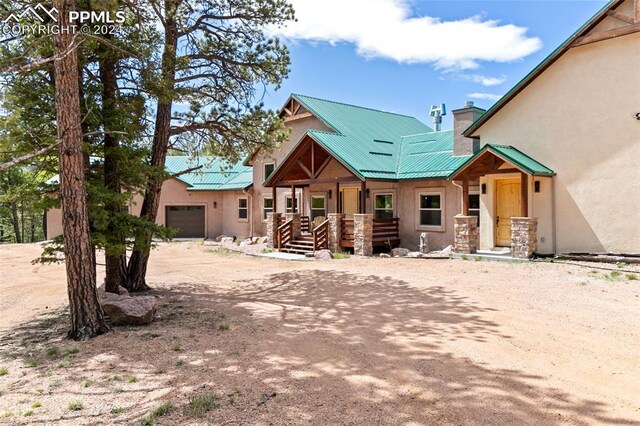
[391,248,410,257]
[100,294,158,326]
[314,249,333,261]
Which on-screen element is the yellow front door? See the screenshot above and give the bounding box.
[341,188,359,216]
[495,178,521,246]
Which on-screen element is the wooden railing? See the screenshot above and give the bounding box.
[277,215,310,233]
[312,219,330,251]
[277,219,293,250]
[340,219,355,248]
[373,217,400,247]
[339,217,400,249]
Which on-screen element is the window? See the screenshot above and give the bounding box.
[417,188,445,231]
[310,195,326,220]
[285,195,300,213]
[238,197,248,221]
[264,163,275,181]
[374,193,394,219]
[263,197,273,220]
[469,193,480,226]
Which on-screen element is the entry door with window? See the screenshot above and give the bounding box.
[340,188,360,216]
[495,179,521,246]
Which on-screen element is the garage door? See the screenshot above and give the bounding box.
[165,206,205,238]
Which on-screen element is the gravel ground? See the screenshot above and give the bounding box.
[0,242,639,425]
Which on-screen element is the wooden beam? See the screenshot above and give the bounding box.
[360,181,366,214]
[295,159,313,178]
[336,182,340,213]
[311,142,315,176]
[314,156,332,178]
[291,185,296,213]
[572,22,640,47]
[283,112,313,122]
[521,173,528,217]
[272,186,277,213]
[607,10,635,24]
[276,176,361,187]
[636,0,640,23]
[462,177,469,215]
[282,107,292,117]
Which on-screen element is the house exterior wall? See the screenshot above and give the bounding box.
[45,178,240,240]
[472,32,640,254]
[397,180,461,251]
[251,115,333,236]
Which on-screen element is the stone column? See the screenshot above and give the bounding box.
[511,217,538,258]
[283,212,301,239]
[328,213,343,252]
[454,215,478,254]
[266,212,282,248]
[353,214,373,256]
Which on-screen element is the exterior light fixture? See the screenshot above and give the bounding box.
[365,188,370,198]
[481,183,486,194]
[534,181,541,193]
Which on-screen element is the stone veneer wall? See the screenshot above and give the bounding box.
[453,215,478,254]
[283,212,302,239]
[353,214,373,256]
[265,212,282,248]
[511,217,538,258]
[328,213,343,252]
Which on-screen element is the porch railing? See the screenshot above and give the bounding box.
[339,217,400,249]
[276,219,293,250]
[340,219,355,248]
[312,219,330,251]
[373,217,400,247]
[278,215,310,233]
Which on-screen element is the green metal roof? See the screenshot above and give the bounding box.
[464,0,623,137]
[290,94,471,180]
[164,156,252,191]
[449,144,556,178]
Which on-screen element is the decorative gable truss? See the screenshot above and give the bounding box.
[572,0,640,47]
[279,97,313,122]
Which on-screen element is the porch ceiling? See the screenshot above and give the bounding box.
[449,144,555,180]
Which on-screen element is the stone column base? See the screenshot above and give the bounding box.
[354,214,373,256]
[328,213,344,252]
[454,215,478,254]
[284,212,301,238]
[511,217,538,258]
[265,212,282,248]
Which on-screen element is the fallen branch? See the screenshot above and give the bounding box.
[167,165,203,180]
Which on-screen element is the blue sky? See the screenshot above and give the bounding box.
[262,0,608,129]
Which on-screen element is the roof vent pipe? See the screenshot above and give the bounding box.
[464,100,474,108]
[429,104,446,132]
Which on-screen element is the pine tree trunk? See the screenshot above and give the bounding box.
[10,202,21,243]
[126,1,178,292]
[53,0,108,340]
[100,39,127,294]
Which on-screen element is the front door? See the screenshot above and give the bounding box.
[495,178,521,246]
[341,188,359,216]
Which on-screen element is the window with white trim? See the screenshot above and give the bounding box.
[285,195,300,213]
[469,193,480,227]
[263,197,273,220]
[264,163,275,181]
[310,195,326,220]
[374,193,394,219]
[238,197,248,221]
[417,188,445,231]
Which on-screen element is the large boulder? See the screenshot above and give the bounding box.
[256,236,268,244]
[97,283,129,299]
[101,295,158,326]
[391,248,410,257]
[314,249,333,261]
[220,236,235,246]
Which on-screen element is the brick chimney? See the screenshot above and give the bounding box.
[452,101,485,156]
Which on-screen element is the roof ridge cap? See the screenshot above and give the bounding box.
[293,93,420,120]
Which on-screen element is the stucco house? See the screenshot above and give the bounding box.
[455,0,640,255]
[46,0,639,257]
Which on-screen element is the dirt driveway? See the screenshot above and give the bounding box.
[0,242,639,425]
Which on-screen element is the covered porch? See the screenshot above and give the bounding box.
[449,144,555,258]
[263,135,400,255]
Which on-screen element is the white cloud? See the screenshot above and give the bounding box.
[468,92,503,101]
[460,74,506,86]
[271,0,542,69]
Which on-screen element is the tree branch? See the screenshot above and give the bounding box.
[0,142,60,171]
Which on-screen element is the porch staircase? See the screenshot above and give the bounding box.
[279,232,315,255]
